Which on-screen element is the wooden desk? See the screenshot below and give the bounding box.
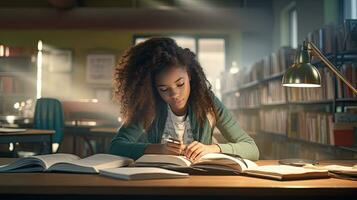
[0,116,33,128]
[0,129,54,154]
[0,160,356,199]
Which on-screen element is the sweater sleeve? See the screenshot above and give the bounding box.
[109,123,150,160]
[214,96,260,161]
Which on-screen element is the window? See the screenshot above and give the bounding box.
[198,38,225,99]
[343,0,357,19]
[289,8,298,48]
[134,36,226,99]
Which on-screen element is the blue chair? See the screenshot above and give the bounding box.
[33,98,64,153]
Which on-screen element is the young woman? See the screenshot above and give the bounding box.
[110,37,259,161]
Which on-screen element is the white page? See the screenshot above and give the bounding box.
[0,153,80,172]
[196,153,258,171]
[135,154,192,167]
[248,165,328,175]
[0,157,45,172]
[62,154,133,169]
[305,164,357,175]
[100,167,189,180]
[35,153,80,169]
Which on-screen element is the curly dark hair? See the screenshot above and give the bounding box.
[114,37,217,130]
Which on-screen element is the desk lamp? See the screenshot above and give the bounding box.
[282,41,357,94]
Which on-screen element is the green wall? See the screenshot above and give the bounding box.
[0,30,133,99]
[0,29,243,99]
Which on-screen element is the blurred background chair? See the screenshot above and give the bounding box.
[33,98,64,153]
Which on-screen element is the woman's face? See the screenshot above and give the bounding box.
[155,66,191,116]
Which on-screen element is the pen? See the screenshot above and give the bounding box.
[166,138,182,144]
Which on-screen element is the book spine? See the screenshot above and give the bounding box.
[1,76,14,93]
[260,109,287,135]
[334,130,354,146]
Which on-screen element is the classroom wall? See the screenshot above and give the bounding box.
[0,29,251,100]
[0,1,339,100]
[0,30,132,99]
[0,5,274,100]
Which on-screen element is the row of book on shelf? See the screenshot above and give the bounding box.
[1,152,357,180]
[336,63,357,99]
[221,46,297,89]
[224,63,356,109]
[221,20,357,102]
[0,75,28,94]
[237,88,260,108]
[237,109,357,147]
[307,19,357,55]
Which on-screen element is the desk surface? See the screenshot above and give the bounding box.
[0,159,356,197]
[0,129,54,136]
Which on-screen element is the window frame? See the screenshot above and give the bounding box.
[288,7,298,49]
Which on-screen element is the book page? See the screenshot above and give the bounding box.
[99,167,189,180]
[194,153,258,172]
[0,157,45,172]
[61,154,133,169]
[304,164,357,176]
[48,154,134,173]
[135,154,192,167]
[35,153,80,168]
[247,165,328,175]
[0,153,80,172]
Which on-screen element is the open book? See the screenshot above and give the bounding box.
[135,153,256,173]
[304,164,357,177]
[135,153,329,180]
[100,167,189,180]
[0,153,133,173]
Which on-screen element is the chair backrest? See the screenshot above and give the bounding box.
[62,100,120,127]
[33,98,64,144]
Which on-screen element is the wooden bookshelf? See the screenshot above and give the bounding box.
[221,20,357,159]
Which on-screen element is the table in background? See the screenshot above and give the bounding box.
[89,127,118,152]
[0,160,356,199]
[0,116,33,128]
[64,122,117,156]
[0,129,54,154]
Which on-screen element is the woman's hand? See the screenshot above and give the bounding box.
[184,141,221,161]
[144,140,186,155]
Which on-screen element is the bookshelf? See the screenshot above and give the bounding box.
[221,20,357,159]
[0,56,36,116]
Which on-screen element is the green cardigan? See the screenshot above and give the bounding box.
[109,96,259,161]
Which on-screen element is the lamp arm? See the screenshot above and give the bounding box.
[308,41,357,95]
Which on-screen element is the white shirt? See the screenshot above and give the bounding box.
[161,106,194,144]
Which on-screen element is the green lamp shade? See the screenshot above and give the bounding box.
[282,63,321,88]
